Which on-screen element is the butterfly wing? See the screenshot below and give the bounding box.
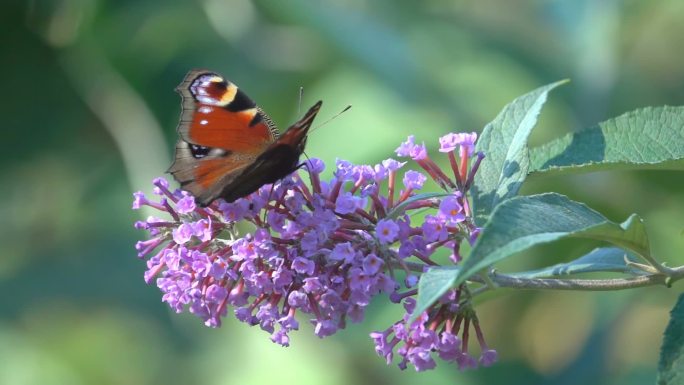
[168,70,279,205]
[176,69,279,150]
[213,100,323,203]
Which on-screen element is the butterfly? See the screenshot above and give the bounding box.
[168,69,322,207]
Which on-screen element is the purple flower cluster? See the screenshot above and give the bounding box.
[135,174,396,345]
[371,290,497,371]
[133,131,495,370]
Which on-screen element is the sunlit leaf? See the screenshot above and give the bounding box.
[472,80,568,225]
[530,106,684,175]
[412,266,460,322]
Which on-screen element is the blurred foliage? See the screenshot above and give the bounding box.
[2,0,684,384]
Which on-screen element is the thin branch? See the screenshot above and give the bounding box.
[401,261,684,293]
[635,251,678,276]
[479,267,684,291]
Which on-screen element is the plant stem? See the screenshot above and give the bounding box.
[636,252,678,276]
[474,266,684,292]
[401,261,684,293]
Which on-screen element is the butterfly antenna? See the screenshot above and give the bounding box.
[309,104,352,134]
[298,86,304,115]
[300,151,312,170]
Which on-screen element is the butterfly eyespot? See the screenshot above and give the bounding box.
[190,144,211,159]
[190,74,236,106]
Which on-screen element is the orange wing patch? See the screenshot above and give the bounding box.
[187,106,272,153]
[193,157,248,189]
[168,138,253,205]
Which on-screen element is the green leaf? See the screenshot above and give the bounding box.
[658,293,684,385]
[472,80,568,224]
[455,193,650,287]
[530,106,684,175]
[386,192,452,220]
[509,247,643,279]
[412,194,650,320]
[413,266,460,321]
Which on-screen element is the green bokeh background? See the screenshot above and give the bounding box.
[3,1,684,384]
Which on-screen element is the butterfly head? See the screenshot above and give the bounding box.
[276,100,323,153]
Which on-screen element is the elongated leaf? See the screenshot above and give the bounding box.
[509,247,642,279]
[386,192,452,220]
[455,193,650,287]
[413,195,649,320]
[658,293,684,385]
[472,80,568,224]
[413,266,460,321]
[530,106,684,175]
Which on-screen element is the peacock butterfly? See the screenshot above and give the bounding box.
[168,69,322,207]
